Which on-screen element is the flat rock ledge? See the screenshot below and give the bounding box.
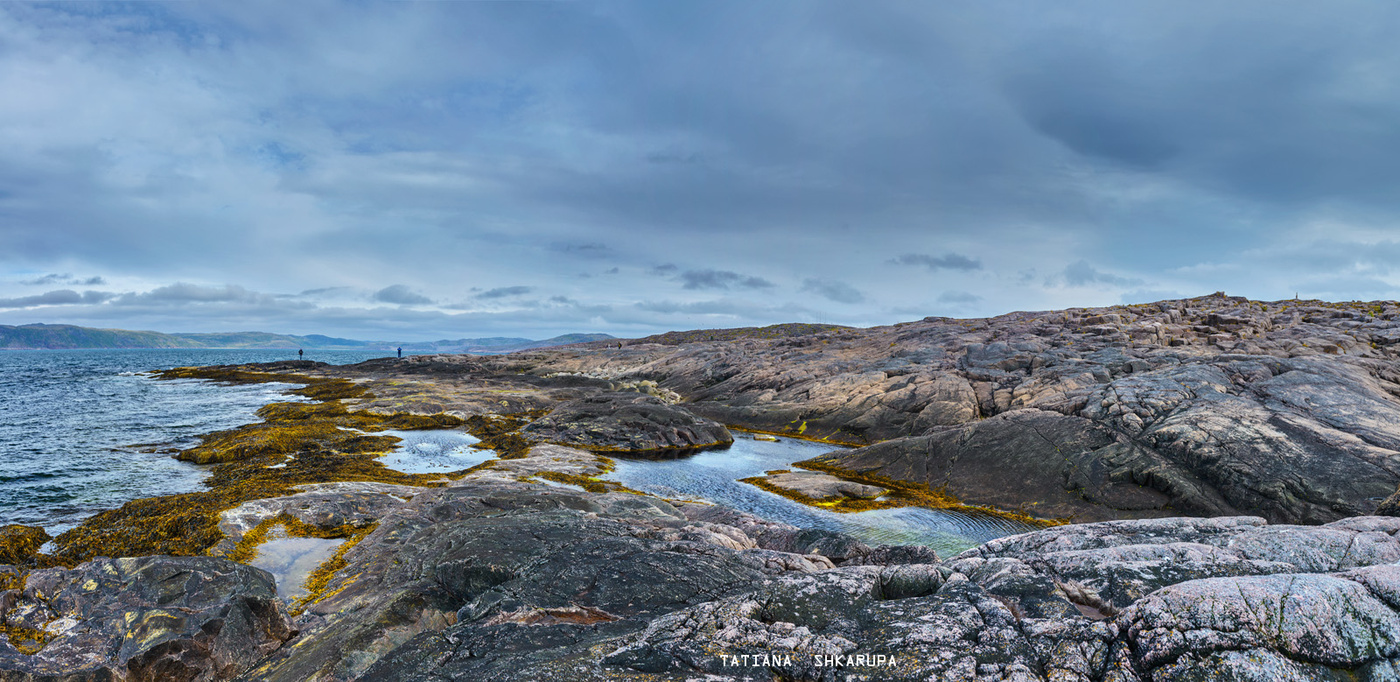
[521,391,734,455]
[754,470,888,501]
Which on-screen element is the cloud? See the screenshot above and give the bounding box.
[551,242,610,257]
[111,283,273,305]
[1062,260,1144,287]
[0,289,112,309]
[300,286,354,296]
[1,2,1398,337]
[476,285,533,299]
[650,264,679,275]
[800,278,864,304]
[889,253,983,271]
[938,291,981,304]
[20,273,105,286]
[678,269,775,291]
[372,285,433,305]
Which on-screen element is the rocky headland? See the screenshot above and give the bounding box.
[7,294,1400,680]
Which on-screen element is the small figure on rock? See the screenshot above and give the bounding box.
[298,348,303,360]
[397,346,403,358]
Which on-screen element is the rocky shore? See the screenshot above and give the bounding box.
[7,293,1400,680]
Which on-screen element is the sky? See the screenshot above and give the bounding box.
[2,1,1400,340]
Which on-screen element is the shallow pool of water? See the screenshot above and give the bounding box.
[248,527,347,602]
[377,430,495,474]
[604,434,1037,556]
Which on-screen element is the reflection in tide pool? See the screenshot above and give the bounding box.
[377,430,495,474]
[604,434,1038,557]
[248,529,346,602]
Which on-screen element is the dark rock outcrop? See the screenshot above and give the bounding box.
[349,514,1400,681]
[521,392,733,455]
[0,556,295,681]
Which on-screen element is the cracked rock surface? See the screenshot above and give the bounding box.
[353,515,1400,681]
[0,556,295,682]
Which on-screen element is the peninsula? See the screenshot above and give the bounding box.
[5,293,1400,681]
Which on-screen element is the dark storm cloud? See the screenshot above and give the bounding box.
[677,270,775,291]
[476,286,533,299]
[889,253,983,272]
[0,289,112,308]
[800,278,864,304]
[372,285,433,305]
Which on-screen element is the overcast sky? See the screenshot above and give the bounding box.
[2,1,1399,340]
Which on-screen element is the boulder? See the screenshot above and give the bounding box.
[0,556,295,681]
[521,392,733,455]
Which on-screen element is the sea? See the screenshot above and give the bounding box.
[1,348,1035,556]
[0,349,391,534]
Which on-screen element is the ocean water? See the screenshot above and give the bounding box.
[0,349,394,534]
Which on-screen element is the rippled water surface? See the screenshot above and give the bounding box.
[376,429,493,474]
[604,435,1038,556]
[0,349,395,533]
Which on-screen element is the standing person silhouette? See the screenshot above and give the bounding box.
[397,347,402,358]
[298,349,303,360]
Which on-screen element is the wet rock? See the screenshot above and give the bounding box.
[753,470,887,501]
[0,555,294,681]
[521,392,733,455]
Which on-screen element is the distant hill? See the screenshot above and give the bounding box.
[0,323,613,354]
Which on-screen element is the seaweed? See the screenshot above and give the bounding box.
[758,460,1066,527]
[463,411,546,459]
[48,365,467,566]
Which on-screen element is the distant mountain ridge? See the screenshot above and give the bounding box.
[0,323,613,354]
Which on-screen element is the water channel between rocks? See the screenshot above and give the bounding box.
[380,430,1038,558]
